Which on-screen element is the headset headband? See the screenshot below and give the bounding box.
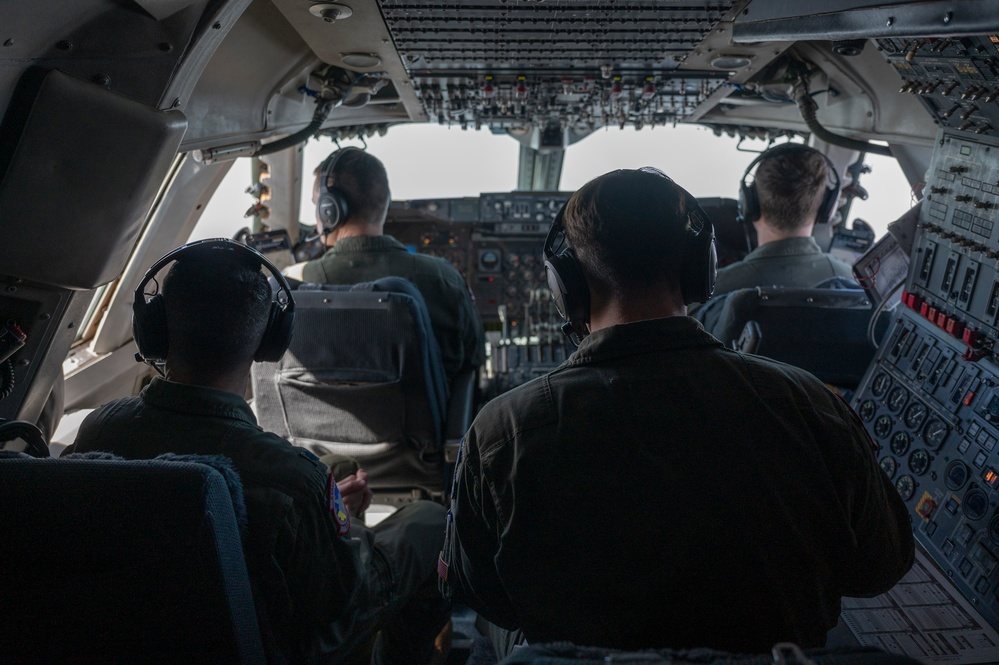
[134,237,295,310]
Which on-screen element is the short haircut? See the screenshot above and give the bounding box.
[755,149,829,231]
[161,253,272,374]
[563,169,693,297]
[315,149,391,224]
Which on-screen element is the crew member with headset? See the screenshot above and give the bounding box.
[63,239,450,664]
[285,147,484,385]
[440,168,913,659]
[689,143,855,323]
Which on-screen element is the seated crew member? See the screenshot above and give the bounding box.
[63,241,449,665]
[441,169,914,656]
[690,143,855,323]
[286,147,484,385]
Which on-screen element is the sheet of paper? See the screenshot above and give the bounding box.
[841,545,999,663]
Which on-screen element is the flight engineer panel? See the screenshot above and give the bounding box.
[852,129,999,632]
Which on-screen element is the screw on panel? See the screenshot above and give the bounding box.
[93,75,110,87]
[886,16,895,27]
[944,11,953,24]
[213,22,222,30]
[56,40,73,51]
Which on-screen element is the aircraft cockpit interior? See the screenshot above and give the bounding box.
[8,0,999,663]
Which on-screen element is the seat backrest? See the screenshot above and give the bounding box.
[252,277,449,499]
[0,454,265,665]
[710,287,876,388]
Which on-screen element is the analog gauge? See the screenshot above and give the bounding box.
[989,515,999,546]
[945,460,970,491]
[858,400,877,422]
[923,418,949,451]
[903,401,927,431]
[880,456,898,479]
[872,372,892,398]
[964,488,990,520]
[480,250,500,270]
[895,475,916,501]
[908,449,931,476]
[886,386,909,413]
[874,415,893,439]
[890,431,911,456]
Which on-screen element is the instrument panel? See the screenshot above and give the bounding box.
[852,129,999,633]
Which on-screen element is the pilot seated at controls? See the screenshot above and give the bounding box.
[689,143,855,323]
[284,147,485,385]
[441,168,914,658]
[63,240,450,665]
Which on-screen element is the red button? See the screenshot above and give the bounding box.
[928,306,938,322]
[963,328,980,345]
[920,302,930,317]
[936,311,948,328]
[947,319,966,339]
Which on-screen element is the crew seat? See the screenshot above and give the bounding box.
[251,277,473,505]
[0,453,264,665]
[706,286,877,389]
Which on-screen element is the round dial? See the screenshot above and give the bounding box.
[874,415,893,439]
[964,488,990,521]
[880,456,898,479]
[890,431,911,456]
[895,475,916,501]
[908,449,931,476]
[887,386,909,413]
[858,400,877,422]
[903,402,927,431]
[989,515,999,546]
[872,372,892,398]
[945,460,970,491]
[923,419,949,450]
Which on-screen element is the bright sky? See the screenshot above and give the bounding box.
[193,123,915,242]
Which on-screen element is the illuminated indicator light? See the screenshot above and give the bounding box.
[965,391,976,406]
[985,469,999,487]
[448,237,456,245]
[916,492,937,520]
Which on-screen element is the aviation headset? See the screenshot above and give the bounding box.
[132,238,296,364]
[543,168,718,343]
[315,146,361,234]
[738,142,841,226]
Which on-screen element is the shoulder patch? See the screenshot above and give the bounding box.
[328,471,350,536]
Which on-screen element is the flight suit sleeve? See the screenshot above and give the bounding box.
[269,462,363,660]
[448,429,520,629]
[831,395,915,596]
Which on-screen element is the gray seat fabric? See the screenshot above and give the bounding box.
[709,286,876,388]
[252,277,450,499]
[0,454,264,665]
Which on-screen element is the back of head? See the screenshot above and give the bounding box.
[316,148,391,226]
[162,252,272,376]
[563,169,695,299]
[755,148,829,231]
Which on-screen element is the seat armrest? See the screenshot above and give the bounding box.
[445,367,476,444]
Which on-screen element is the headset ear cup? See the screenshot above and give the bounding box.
[132,294,169,361]
[680,215,718,305]
[815,184,839,225]
[254,302,296,362]
[544,248,590,335]
[317,191,349,234]
[738,180,760,225]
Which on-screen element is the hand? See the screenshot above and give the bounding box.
[336,468,373,519]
